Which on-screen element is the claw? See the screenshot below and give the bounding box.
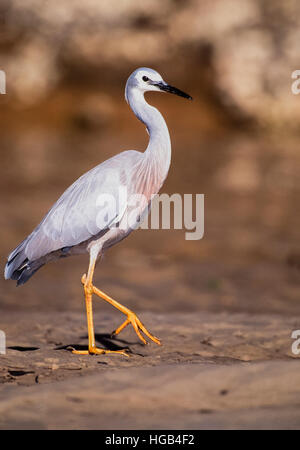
[71,346,129,357]
[113,311,161,346]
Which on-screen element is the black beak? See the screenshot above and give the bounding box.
[153,81,192,100]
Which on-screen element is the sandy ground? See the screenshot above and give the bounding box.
[0,308,300,429]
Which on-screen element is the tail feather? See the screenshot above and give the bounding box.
[4,240,27,280]
[5,240,44,286]
[13,261,45,286]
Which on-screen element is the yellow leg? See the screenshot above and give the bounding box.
[81,274,161,346]
[72,250,128,357]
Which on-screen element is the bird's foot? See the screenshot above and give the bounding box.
[112,312,161,346]
[71,346,129,357]
[80,273,161,346]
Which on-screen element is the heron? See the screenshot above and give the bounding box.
[4,68,192,356]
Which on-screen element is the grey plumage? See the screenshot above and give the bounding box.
[5,150,141,285]
[5,67,192,288]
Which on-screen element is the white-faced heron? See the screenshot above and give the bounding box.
[5,67,192,356]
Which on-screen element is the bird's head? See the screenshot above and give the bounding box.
[125,67,192,103]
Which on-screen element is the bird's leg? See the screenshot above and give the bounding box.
[81,274,161,346]
[72,250,128,357]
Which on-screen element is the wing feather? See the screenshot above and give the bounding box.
[23,150,142,260]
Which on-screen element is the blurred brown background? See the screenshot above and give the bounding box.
[1,0,300,316]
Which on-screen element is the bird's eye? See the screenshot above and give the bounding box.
[142,76,149,82]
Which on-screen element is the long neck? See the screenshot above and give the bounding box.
[127,89,171,184]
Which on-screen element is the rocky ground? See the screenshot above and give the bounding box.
[0,308,300,429]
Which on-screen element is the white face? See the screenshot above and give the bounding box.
[125,67,192,103]
[133,68,165,93]
[125,68,166,102]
